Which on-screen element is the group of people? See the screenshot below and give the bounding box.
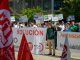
[46,20,80,56]
[12,20,80,56]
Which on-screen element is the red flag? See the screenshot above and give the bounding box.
[0,0,10,10]
[17,34,33,60]
[61,36,71,60]
[0,0,15,60]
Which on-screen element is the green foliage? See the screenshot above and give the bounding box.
[59,0,80,19]
[21,6,42,22]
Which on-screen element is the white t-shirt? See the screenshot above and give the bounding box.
[59,25,65,31]
[14,24,19,28]
[33,25,37,28]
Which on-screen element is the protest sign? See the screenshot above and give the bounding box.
[13,27,47,55]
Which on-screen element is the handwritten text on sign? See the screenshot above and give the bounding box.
[57,31,80,53]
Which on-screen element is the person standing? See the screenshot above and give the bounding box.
[46,22,55,56]
[69,21,78,32]
[78,22,80,32]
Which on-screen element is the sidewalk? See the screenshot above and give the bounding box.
[15,49,80,60]
[33,50,80,60]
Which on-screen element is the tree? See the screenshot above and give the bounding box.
[59,0,80,22]
[21,6,43,22]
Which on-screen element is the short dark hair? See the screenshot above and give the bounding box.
[57,27,61,31]
[70,20,75,23]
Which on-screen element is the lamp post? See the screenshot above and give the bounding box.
[51,0,54,15]
[51,0,54,23]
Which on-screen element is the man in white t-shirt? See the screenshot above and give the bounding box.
[59,21,65,31]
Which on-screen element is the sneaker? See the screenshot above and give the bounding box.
[52,54,55,56]
[47,53,52,55]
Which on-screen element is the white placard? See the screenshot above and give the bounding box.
[34,14,44,23]
[52,16,58,21]
[10,16,15,22]
[44,14,52,21]
[67,15,75,21]
[19,15,28,22]
[58,14,63,20]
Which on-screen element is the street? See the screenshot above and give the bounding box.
[33,50,80,60]
[15,50,80,60]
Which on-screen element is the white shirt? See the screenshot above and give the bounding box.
[33,25,37,28]
[14,24,19,28]
[59,24,65,31]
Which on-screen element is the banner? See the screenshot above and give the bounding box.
[0,0,15,60]
[57,31,80,54]
[13,27,47,55]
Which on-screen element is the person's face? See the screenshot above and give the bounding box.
[31,23,34,26]
[78,22,80,26]
[48,24,51,28]
[71,21,75,25]
[62,21,64,24]
[45,22,47,25]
